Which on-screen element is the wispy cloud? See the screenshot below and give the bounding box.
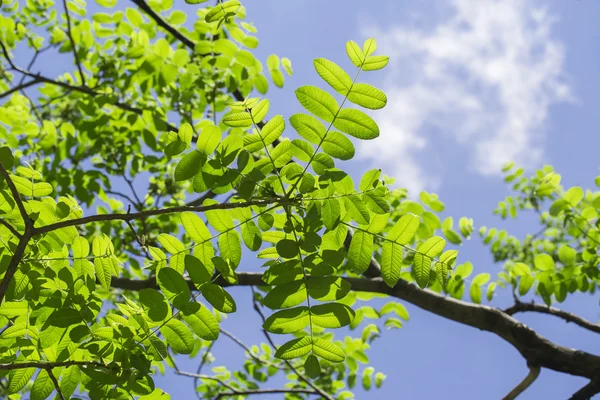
[358,0,572,194]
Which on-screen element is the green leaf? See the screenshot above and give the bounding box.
[534,254,555,271]
[345,195,370,225]
[362,55,389,71]
[185,255,212,286]
[558,245,576,266]
[263,306,310,334]
[59,366,81,399]
[205,0,241,22]
[157,268,191,309]
[181,212,212,243]
[11,175,53,197]
[275,239,300,259]
[307,276,351,301]
[359,169,381,191]
[347,231,373,274]
[94,257,112,289]
[289,114,325,144]
[388,214,420,244]
[270,140,293,168]
[564,186,584,206]
[160,319,195,354]
[333,109,379,140]
[322,131,355,160]
[263,281,307,309]
[346,40,365,67]
[197,124,222,155]
[470,283,482,304]
[0,301,28,317]
[314,58,353,95]
[348,83,387,110]
[178,123,193,144]
[275,336,312,360]
[363,38,377,56]
[175,150,205,181]
[219,230,242,267]
[263,260,304,285]
[223,111,253,127]
[201,283,237,313]
[304,354,321,378]
[181,302,220,340]
[295,86,339,122]
[381,241,402,288]
[8,367,35,394]
[242,221,262,251]
[30,370,54,400]
[312,338,345,362]
[413,253,431,289]
[139,289,170,323]
[311,303,355,328]
[418,236,446,258]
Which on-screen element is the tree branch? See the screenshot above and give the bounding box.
[504,301,600,335]
[32,197,286,235]
[0,360,106,371]
[47,368,66,400]
[129,0,195,49]
[0,39,178,132]
[0,162,31,227]
[111,272,600,381]
[0,218,21,239]
[570,379,600,400]
[214,388,319,399]
[61,0,86,86]
[502,363,540,400]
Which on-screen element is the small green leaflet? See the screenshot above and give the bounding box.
[263,306,310,334]
[333,109,379,140]
[275,336,312,359]
[312,338,345,363]
[181,212,212,242]
[160,319,195,354]
[157,268,191,309]
[289,114,326,144]
[295,86,339,122]
[201,283,237,313]
[311,303,355,328]
[174,150,205,181]
[313,58,353,95]
[181,302,220,340]
[388,214,420,244]
[196,125,222,155]
[347,231,373,274]
[305,355,321,378]
[263,281,307,309]
[348,83,387,110]
[30,369,54,400]
[346,40,365,68]
[307,276,351,301]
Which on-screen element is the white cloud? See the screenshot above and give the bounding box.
[358,0,572,194]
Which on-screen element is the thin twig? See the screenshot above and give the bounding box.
[0,219,21,239]
[569,379,600,400]
[32,197,287,235]
[174,370,238,392]
[214,388,318,399]
[47,368,66,400]
[0,360,106,371]
[61,0,86,85]
[502,363,540,400]
[125,205,150,259]
[220,329,282,368]
[194,342,215,400]
[504,301,600,335]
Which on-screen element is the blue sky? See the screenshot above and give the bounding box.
[8,0,600,398]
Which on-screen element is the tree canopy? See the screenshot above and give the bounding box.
[1,0,600,399]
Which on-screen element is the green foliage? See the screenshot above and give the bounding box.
[1,0,596,398]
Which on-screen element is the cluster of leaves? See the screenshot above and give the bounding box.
[3,0,600,399]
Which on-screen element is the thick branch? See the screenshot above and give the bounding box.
[502,363,540,400]
[32,197,284,235]
[504,301,600,335]
[111,273,600,380]
[570,379,600,400]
